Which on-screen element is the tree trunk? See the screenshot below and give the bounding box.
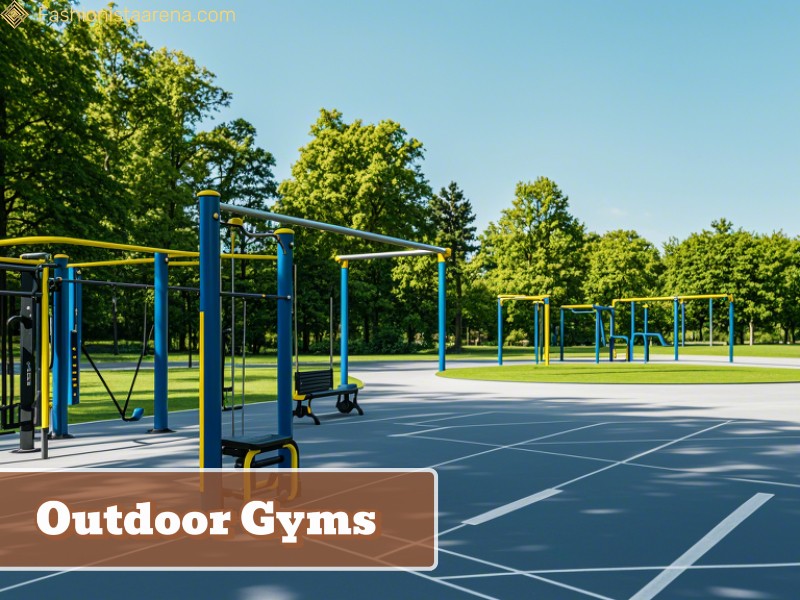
[749,321,754,346]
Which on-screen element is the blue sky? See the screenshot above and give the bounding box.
[77,0,800,247]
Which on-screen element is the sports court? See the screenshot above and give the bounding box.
[1,358,797,600]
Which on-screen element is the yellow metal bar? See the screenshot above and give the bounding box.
[0,236,197,257]
[612,294,733,307]
[169,261,200,267]
[40,267,50,431]
[220,253,278,261]
[0,257,43,266]
[561,304,594,310]
[677,294,732,301]
[498,294,550,300]
[544,301,550,365]
[70,258,155,268]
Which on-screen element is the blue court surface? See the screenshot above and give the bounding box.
[0,360,798,599]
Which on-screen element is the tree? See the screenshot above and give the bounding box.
[428,182,478,351]
[0,1,120,242]
[278,109,432,351]
[473,177,586,337]
[583,230,663,303]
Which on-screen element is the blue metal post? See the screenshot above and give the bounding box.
[52,255,71,438]
[67,267,81,406]
[594,309,601,364]
[534,303,539,365]
[629,301,635,362]
[152,252,171,433]
[198,190,221,468]
[681,301,686,347]
[438,254,446,372]
[276,229,295,467]
[709,298,714,347]
[497,299,503,366]
[729,298,734,363]
[673,298,679,361]
[340,261,349,387]
[559,308,565,361]
[643,305,650,364]
[609,309,616,361]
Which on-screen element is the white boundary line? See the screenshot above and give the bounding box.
[463,489,562,526]
[438,561,800,579]
[437,547,616,600]
[550,421,733,490]
[629,492,774,600]
[426,423,609,469]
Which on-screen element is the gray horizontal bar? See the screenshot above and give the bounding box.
[220,203,448,254]
[337,249,439,261]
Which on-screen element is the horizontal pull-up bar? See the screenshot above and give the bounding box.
[0,236,197,257]
[612,294,733,306]
[0,256,44,266]
[561,303,594,310]
[498,294,550,303]
[335,249,443,262]
[219,203,448,254]
[54,278,284,301]
[70,253,277,268]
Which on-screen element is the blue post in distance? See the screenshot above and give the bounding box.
[559,308,565,361]
[151,252,171,433]
[673,298,679,361]
[595,308,601,364]
[497,299,503,366]
[198,190,221,468]
[709,297,714,347]
[67,267,81,406]
[643,305,650,364]
[681,301,686,347]
[52,255,71,438]
[629,301,635,362]
[729,297,734,363]
[276,229,294,467]
[438,253,446,372]
[340,261,349,387]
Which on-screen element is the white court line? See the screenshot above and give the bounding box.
[426,422,609,469]
[438,547,615,600]
[409,410,497,425]
[0,572,71,595]
[404,570,501,600]
[438,561,800,580]
[630,492,773,600]
[463,489,562,526]
[727,477,800,489]
[551,421,733,491]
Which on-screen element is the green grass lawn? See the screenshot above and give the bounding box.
[438,363,800,384]
[66,367,361,424]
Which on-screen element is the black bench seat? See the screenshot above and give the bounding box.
[221,433,299,468]
[293,369,362,425]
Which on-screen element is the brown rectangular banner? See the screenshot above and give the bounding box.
[0,469,437,570]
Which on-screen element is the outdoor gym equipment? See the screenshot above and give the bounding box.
[611,294,734,363]
[559,304,629,364]
[496,295,551,366]
[203,191,449,469]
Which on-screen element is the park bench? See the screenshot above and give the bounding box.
[293,368,362,425]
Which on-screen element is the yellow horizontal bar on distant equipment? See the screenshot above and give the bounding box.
[612,294,733,307]
[561,304,594,310]
[0,236,197,257]
[71,255,274,268]
[677,294,733,301]
[220,253,278,261]
[498,294,550,301]
[0,257,44,266]
[70,258,156,268]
